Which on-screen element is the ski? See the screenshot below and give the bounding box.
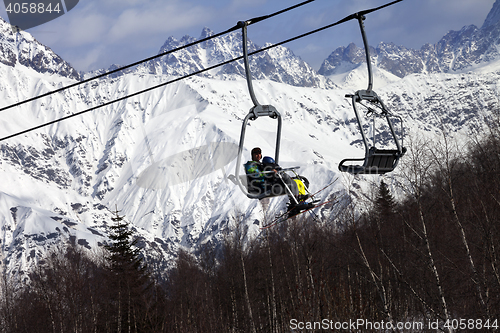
[260,198,338,230]
[260,177,339,230]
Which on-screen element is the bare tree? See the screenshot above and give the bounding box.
[397,134,453,331]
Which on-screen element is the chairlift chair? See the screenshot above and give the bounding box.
[338,13,406,175]
[231,21,300,200]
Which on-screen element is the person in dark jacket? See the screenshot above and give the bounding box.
[244,147,265,195]
[244,147,298,197]
[244,147,314,216]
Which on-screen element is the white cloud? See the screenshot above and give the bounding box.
[70,47,104,71]
[66,13,109,46]
[108,3,210,42]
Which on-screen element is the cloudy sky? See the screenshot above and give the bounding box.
[0,0,496,72]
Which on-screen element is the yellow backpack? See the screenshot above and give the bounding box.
[293,178,306,196]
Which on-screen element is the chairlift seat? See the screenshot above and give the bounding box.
[230,167,301,199]
[339,148,404,175]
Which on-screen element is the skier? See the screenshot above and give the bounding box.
[244,147,294,197]
[244,147,313,216]
[243,147,265,195]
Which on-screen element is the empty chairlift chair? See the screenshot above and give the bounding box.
[338,12,406,175]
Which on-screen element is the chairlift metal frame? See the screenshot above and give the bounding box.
[232,21,291,199]
[338,13,406,175]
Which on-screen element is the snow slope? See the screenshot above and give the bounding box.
[2,60,499,279]
[1,5,500,279]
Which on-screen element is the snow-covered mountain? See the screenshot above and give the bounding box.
[0,18,79,80]
[320,0,500,78]
[92,27,335,89]
[1,1,500,280]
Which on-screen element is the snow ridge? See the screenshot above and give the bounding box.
[320,1,500,78]
[0,18,79,80]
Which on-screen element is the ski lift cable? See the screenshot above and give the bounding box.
[0,55,242,142]
[0,0,316,114]
[0,0,404,143]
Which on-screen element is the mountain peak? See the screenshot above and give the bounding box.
[141,27,333,88]
[320,0,500,79]
[0,17,79,80]
[200,27,214,39]
[482,0,500,29]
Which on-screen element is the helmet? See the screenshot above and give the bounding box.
[262,156,275,165]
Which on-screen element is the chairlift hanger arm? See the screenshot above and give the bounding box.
[356,14,373,92]
[353,0,404,92]
[238,21,261,107]
[237,19,282,164]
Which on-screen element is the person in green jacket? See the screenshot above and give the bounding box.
[244,147,265,195]
[244,147,315,216]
